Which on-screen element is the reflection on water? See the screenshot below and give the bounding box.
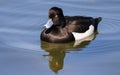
[43,49,65,73]
[41,32,98,73]
[1,0,120,75]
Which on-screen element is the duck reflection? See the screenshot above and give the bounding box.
[43,49,65,73]
[41,32,98,74]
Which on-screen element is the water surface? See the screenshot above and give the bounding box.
[0,0,120,75]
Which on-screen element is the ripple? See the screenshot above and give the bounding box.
[99,18,120,34]
[70,40,120,55]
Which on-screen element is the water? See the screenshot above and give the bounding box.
[0,0,120,75]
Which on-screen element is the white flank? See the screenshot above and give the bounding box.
[72,25,94,41]
[44,19,53,28]
[73,33,95,47]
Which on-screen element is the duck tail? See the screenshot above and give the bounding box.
[94,17,102,31]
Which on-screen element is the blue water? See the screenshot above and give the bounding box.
[0,0,120,75]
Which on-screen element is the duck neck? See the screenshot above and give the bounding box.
[52,25,62,33]
[60,16,66,28]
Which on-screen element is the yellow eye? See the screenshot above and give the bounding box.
[55,15,58,18]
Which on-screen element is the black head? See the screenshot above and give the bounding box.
[48,7,66,27]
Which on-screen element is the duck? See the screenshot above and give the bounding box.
[40,7,102,43]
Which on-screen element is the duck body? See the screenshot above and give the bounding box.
[40,7,102,43]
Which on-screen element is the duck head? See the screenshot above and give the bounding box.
[44,7,66,28]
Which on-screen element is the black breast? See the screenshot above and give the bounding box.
[41,26,75,43]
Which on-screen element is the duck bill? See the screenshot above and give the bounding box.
[44,19,53,28]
